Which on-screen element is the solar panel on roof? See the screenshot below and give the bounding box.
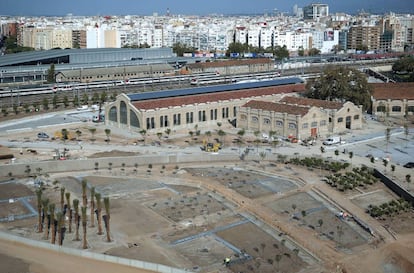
[127,77,304,101]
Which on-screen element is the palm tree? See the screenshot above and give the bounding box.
[334,149,339,161]
[275,254,282,272]
[95,193,103,235]
[42,198,49,239]
[61,128,69,142]
[49,203,56,244]
[81,179,88,207]
[318,219,324,232]
[217,129,226,145]
[60,187,65,211]
[65,192,72,233]
[88,127,97,143]
[164,128,171,140]
[104,128,111,143]
[103,197,111,242]
[56,212,63,246]
[237,129,245,143]
[72,199,80,241]
[90,187,95,227]
[205,131,212,142]
[81,206,88,249]
[385,128,391,153]
[36,189,43,233]
[139,129,147,145]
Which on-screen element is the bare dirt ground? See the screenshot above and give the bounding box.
[1,123,414,273]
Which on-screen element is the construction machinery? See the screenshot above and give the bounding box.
[200,140,222,152]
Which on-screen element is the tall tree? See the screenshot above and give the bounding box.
[47,63,56,83]
[304,66,372,110]
[385,128,391,153]
[36,189,43,233]
[49,203,56,244]
[73,199,80,241]
[95,193,103,235]
[81,179,88,207]
[41,198,49,239]
[65,192,72,233]
[90,187,95,228]
[81,206,88,249]
[56,212,63,246]
[103,197,111,242]
[60,187,65,211]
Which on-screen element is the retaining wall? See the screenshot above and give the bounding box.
[0,231,189,273]
[374,169,414,205]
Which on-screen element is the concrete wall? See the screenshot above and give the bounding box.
[0,231,188,273]
[374,169,414,205]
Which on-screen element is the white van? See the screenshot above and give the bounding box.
[323,136,341,145]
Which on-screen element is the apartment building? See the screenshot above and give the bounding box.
[347,25,381,51]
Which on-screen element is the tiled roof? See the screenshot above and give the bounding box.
[279,96,343,109]
[370,82,414,100]
[132,84,305,110]
[242,100,310,117]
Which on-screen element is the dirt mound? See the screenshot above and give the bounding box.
[88,150,139,158]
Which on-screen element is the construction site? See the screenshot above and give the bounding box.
[0,116,414,273]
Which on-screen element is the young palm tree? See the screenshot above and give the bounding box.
[65,192,72,233]
[81,206,88,249]
[95,193,103,235]
[73,199,80,241]
[90,187,95,227]
[36,189,43,233]
[41,198,49,239]
[81,179,88,207]
[103,197,111,242]
[104,128,111,143]
[49,203,56,244]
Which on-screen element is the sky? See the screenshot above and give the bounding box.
[1,0,413,16]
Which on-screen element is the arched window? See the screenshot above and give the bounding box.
[354,115,360,120]
[240,114,247,121]
[337,117,343,123]
[263,118,271,124]
[109,106,117,122]
[130,110,140,128]
[120,101,127,124]
[288,123,296,129]
[377,105,386,112]
[407,106,414,112]
[311,121,318,128]
[276,120,283,127]
[302,123,308,129]
[251,116,259,123]
[392,106,401,112]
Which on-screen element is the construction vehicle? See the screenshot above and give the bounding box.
[200,140,222,152]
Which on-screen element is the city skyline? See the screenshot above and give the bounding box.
[2,0,414,16]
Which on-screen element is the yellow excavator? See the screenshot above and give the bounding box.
[201,140,222,152]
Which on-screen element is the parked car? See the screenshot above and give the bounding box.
[37,132,49,139]
[403,162,414,169]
